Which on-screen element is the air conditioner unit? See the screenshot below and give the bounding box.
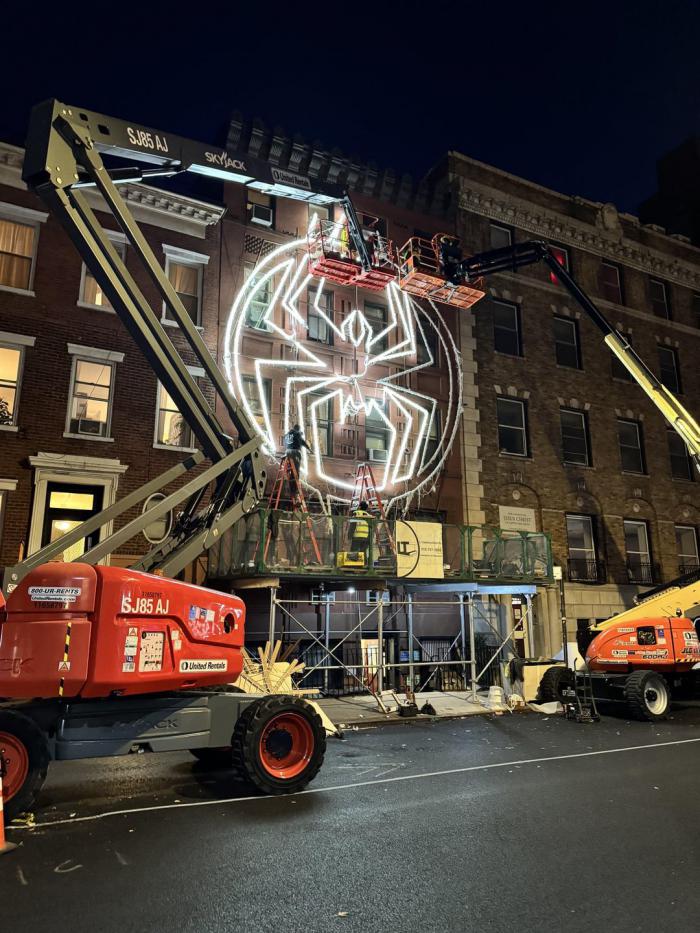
[368,448,388,463]
[250,203,273,227]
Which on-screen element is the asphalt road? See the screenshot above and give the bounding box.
[2,706,700,933]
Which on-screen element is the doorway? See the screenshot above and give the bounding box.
[40,481,104,561]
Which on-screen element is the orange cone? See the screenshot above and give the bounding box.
[0,761,18,855]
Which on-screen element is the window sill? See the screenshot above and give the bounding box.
[621,470,649,477]
[160,317,204,332]
[0,284,35,298]
[0,424,19,433]
[555,364,584,373]
[63,432,114,443]
[76,300,117,313]
[563,461,594,469]
[153,443,198,454]
[493,350,524,360]
[498,452,531,460]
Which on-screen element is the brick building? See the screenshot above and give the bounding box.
[435,151,700,652]
[0,141,225,572]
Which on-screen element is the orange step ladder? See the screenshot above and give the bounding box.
[263,455,322,564]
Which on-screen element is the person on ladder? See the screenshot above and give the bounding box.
[350,500,371,565]
[284,423,314,480]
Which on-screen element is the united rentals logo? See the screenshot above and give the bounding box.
[271,167,311,190]
[204,151,247,172]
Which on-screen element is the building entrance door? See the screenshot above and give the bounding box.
[40,482,104,561]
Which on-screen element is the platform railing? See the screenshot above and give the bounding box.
[208,511,553,584]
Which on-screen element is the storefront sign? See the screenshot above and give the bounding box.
[396,521,444,579]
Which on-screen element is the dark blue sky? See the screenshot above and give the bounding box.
[3,1,698,213]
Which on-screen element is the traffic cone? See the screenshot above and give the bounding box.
[0,763,18,855]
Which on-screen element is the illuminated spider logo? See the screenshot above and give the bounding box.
[223,231,462,509]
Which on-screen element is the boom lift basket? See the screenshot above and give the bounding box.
[307,219,397,291]
[397,235,485,309]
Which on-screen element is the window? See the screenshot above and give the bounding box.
[41,482,104,561]
[417,316,438,366]
[0,489,5,547]
[79,235,126,310]
[548,244,570,284]
[611,331,634,381]
[155,368,203,451]
[163,246,207,326]
[693,293,700,329]
[305,393,333,456]
[658,346,681,393]
[560,409,590,466]
[675,525,699,573]
[624,519,653,584]
[599,261,623,304]
[244,261,272,330]
[309,204,331,225]
[0,210,40,293]
[0,343,24,428]
[566,514,601,582]
[425,410,440,461]
[489,223,512,250]
[247,190,275,228]
[307,289,334,344]
[553,317,581,368]
[365,402,390,461]
[617,419,645,474]
[649,278,670,319]
[66,358,115,439]
[668,429,694,481]
[241,375,271,423]
[497,398,528,457]
[493,301,522,356]
[364,303,388,353]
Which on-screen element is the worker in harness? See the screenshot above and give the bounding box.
[284,423,313,478]
[350,500,372,562]
[438,235,463,285]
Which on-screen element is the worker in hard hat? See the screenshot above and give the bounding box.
[350,500,372,561]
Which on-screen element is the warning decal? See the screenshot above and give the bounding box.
[139,631,165,672]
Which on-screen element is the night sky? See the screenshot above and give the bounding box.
[3,1,698,213]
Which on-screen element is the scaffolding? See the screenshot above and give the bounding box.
[260,583,538,706]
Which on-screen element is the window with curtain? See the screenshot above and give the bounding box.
[156,383,195,449]
[0,218,36,291]
[80,241,126,309]
[164,259,203,325]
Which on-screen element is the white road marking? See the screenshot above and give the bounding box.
[12,736,700,831]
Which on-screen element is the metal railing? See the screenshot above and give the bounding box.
[567,558,607,584]
[679,561,700,576]
[208,511,553,584]
[626,559,658,585]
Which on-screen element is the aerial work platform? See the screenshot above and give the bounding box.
[307,218,397,290]
[398,235,485,309]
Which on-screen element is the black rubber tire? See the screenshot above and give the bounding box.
[231,695,326,795]
[0,709,50,822]
[624,670,671,721]
[538,665,576,703]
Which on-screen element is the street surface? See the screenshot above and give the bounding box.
[1,706,699,933]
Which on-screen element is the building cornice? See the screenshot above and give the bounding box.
[0,142,225,237]
[457,179,700,289]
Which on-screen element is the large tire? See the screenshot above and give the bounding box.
[624,670,670,721]
[538,665,576,703]
[0,709,50,822]
[232,695,326,795]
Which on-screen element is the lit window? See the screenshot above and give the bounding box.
[493,301,522,356]
[307,289,334,345]
[0,215,37,292]
[0,343,24,427]
[548,245,570,284]
[657,346,681,393]
[649,278,670,319]
[560,409,590,466]
[599,262,623,304]
[675,525,699,573]
[67,358,115,438]
[155,382,195,450]
[489,223,512,250]
[244,261,272,330]
[617,419,645,474]
[553,317,581,368]
[79,236,126,310]
[668,429,694,481]
[497,398,528,457]
[364,303,388,353]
